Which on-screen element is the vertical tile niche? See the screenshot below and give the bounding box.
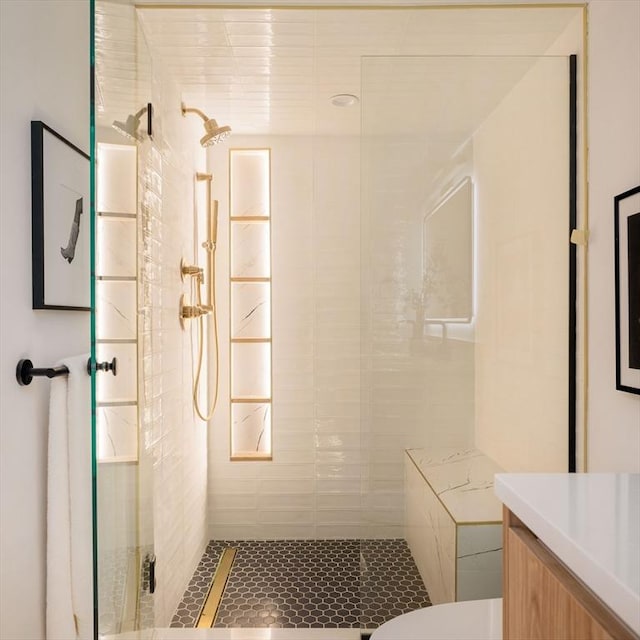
[229,149,272,461]
[96,143,138,463]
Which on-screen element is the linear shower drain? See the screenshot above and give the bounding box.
[196,547,237,628]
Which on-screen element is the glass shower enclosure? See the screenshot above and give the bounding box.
[92,0,153,633]
[359,53,574,606]
[92,2,580,635]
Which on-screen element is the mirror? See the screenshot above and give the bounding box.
[422,177,474,322]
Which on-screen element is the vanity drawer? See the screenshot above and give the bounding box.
[503,507,638,640]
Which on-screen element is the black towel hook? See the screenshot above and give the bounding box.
[16,359,69,386]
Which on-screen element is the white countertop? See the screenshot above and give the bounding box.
[495,473,640,635]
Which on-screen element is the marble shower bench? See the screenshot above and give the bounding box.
[404,448,504,604]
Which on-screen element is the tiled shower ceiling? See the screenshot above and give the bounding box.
[97,4,580,137]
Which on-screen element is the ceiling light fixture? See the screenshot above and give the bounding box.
[330,94,360,108]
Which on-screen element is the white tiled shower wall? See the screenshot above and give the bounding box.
[207,135,360,540]
[137,74,209,625]
[361,132,475,538]
[206,134,475,540]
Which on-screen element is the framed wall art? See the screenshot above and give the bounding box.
[31,121,90,310]
[614,184,640,394]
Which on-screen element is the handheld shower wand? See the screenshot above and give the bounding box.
[195,172,217,313]
[188,171,220,422]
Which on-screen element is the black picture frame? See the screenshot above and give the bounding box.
[31,121,91,311]
[614,184,640,395]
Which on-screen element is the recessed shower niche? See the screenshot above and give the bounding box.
[93,2,586,636]
[229,148,273,460]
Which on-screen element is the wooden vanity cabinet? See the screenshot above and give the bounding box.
[503,507,639,640]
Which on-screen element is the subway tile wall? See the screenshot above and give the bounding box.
[208,136,357,539]
[361,133,475,539]
[207,134,474,539]
[314,136,362,538]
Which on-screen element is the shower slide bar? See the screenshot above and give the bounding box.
[16,357,117,386]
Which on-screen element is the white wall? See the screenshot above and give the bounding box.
[587,0,640,472]
[0,2,90,639]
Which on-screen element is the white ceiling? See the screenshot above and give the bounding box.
[96,4,580,138]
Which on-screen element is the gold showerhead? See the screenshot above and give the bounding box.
[181,102,232,147]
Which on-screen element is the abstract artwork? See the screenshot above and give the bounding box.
[31,121,90,310]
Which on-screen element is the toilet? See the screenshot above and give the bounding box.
[370,598,502,640]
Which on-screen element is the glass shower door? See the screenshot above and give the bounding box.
[93,0,153,634]
[359,54,575,624]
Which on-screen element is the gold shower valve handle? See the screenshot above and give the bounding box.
[180,258,203,282]
[181,305,208,319]
[179,294,211,330]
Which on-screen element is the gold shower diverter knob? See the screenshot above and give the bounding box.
[179,294,211,330]
[180,258,203,281]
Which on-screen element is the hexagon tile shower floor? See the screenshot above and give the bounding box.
[170,539,431,629]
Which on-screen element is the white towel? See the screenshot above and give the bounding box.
[46,354,93,640]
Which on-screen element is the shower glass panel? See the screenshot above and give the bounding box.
[91,2,582,632]
[360,55,571,615]
[94,0,153,634]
